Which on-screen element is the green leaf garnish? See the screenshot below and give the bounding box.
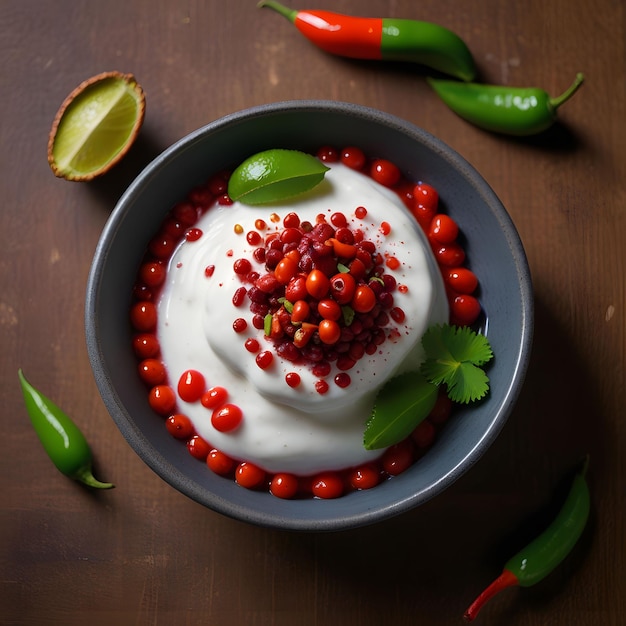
[263,313,272,337]
[363,372,438,450]
[227,148,330,205]
[337,262,350,273]
[420,324,493,404]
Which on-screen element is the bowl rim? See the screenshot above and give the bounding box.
[86,99,534,531]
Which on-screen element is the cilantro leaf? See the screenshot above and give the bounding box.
[363,372,438,450]
[420,324,493,404]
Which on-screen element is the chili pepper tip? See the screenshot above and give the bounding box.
[463,568,518,622]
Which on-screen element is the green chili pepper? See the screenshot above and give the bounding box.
[428,73,585,136]
[464,456,590,621]
[258,0,476,81]
[18,369,114,489]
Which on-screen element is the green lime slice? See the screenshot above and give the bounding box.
[48,72,145,181]
[228,149,330,205]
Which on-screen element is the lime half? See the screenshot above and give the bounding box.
[228,149,330,205]
[48,71,146,181]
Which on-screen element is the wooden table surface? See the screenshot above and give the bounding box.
[1,1,624,624]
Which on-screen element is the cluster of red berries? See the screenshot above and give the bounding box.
[229,208,407,392]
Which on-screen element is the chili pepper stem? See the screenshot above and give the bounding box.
[550,73,585,109]
[74,465,115,489]
[257,0,297,23]
[463,568,519,622]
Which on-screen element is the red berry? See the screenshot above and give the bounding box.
[334,372,351,388]
[235,462,267,489]
[318,319,341,345]
[283,212,301,228]
[316,146,340,162]
[148,385,176,416]
[132,333,160,359]
[211,403,243,432]
[274,256,299,285]
[291,300,310,323]
[270,473,300,499]
[285,275,308,302]
[233,258,252,275]
[166,414,195,439]
[330,212,348,228]
[349,463,381,490]
[138,359,166,386]
[306,269,330,300]
[256,351,273,370]
[340,147,366,170]
[411,204,436,232]
[139,261,166,287]
[311,472,343,498]
[433,242,466,267]
[177,369,206,403]
[390,307,406,324]
[446,267,478,294]
[451,294,481,326]
[233,317,247,332]
[207,449,235,476]
[370,159,401,187]
[329,273,356,304]
[130,301,157,331]
[429,214,459,244]
[382,440,415,476]
[414,183,439,212]
[285,372,301,388]
[351,284,376,313]
[315,380,329,395]
[185,227,203,242]
[187,435,211,460]
[244,338,260,353]
[201,386,228,409]
[247,231,262,246]
[317,298,341,321]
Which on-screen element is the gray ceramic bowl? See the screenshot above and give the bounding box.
[86,101,533,531]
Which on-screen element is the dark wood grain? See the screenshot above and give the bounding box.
[1,1,624,624]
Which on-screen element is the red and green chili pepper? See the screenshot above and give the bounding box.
[258,0,476,82]
[464,457,590,621]
[429,73,585,136]
[18,369,114,489]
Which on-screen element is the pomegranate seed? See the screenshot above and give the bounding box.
[334,373,351,388]
[256,351,273,369]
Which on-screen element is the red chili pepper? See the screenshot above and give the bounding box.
[258,0,476,81]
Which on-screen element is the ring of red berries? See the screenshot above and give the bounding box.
[129,145,483,500]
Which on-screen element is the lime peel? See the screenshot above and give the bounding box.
[48,71,145,181]
[228,148,330,205]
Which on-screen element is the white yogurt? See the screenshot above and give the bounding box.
[157,164,448,474]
